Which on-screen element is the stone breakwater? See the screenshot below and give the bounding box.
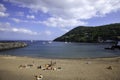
[0,42,27,51]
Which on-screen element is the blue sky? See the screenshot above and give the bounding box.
[0,0,120,40]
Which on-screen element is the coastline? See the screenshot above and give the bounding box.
[0,55,120,80]
[0,54,119,60]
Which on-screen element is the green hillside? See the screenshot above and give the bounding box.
[54,23,120,42]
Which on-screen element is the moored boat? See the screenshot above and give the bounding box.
[105,41,120,50]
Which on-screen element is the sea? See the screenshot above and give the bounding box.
[0,40,120,59]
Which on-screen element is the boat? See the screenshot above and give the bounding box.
[42,42,46,44]
[117,41,120,46]
[31,40,33,43]
[65,42,68,44]
[48,41,52,44]
[105,41,120,50]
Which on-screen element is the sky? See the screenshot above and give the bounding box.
[0,0,120,40]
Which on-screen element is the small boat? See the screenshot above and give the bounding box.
[65,42,68,44]
[42,42,46,44]
[48,41,52,44]
[104,47,114,50]
[117,41,120,46]
[105,41,120,50]
[31,40,33,43]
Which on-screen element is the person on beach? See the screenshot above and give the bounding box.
[35,74,43,80]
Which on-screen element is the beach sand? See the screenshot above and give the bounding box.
[0,55,120,80]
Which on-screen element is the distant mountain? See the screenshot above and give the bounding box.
[54,23,120,42]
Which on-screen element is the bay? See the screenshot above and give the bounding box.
[0,41,120,58]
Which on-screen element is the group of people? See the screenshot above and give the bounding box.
[37,61,57,70]
[19,61,61,80]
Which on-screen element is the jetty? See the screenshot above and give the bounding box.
[0,42,27,51]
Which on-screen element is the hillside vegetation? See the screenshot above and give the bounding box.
[54,23,120,42]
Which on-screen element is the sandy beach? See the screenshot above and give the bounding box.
[0,55,120,80]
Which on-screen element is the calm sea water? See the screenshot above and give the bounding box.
[0,41,120,58]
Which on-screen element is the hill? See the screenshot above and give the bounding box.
[54,23,120,42]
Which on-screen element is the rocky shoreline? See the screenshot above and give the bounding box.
[0,42,27,51]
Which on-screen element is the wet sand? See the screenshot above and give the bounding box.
[0,55,120,80]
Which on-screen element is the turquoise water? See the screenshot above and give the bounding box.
[0,41,120,58]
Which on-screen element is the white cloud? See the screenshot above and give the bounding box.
[5,0,120,27]
[11,18,20,23]
[0,22,39,35]
[16,12,24,16]
[0,3,6,12]
[26,15,35,19]
[11,18,29,23]
[0,12,9,17]
[12,28,38,35]
[44,30,52,36]
[0,3,9,17]
[61,28,69,32]
[0,22,53,37]
[6,0,120,18]
[42,17,86,28]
